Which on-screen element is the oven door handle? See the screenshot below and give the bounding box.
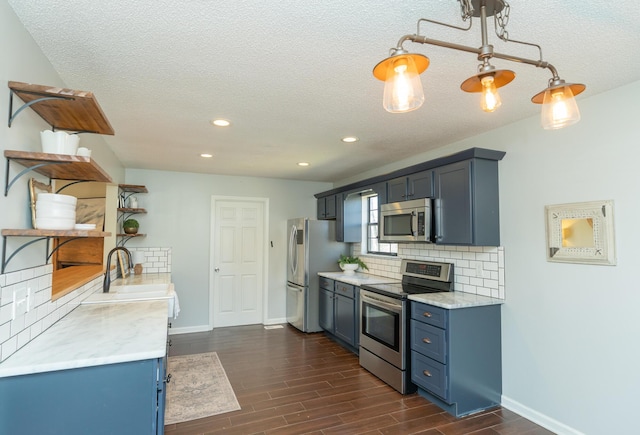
[362,293,402,314]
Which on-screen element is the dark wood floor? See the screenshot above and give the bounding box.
[164,324,553,435]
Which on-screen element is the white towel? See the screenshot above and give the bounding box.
[172,288,181,319]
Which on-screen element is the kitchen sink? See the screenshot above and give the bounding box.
[82,279,178,318]
[109,283,171,294]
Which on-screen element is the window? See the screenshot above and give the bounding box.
[367,195,397,256]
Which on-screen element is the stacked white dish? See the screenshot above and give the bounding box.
[35,193,77,230]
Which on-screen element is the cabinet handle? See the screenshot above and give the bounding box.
[423,312,432,318]
[423,370,432,377]
[164,373,172,384]
[422,337,431,344]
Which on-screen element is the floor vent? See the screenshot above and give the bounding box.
[264,325,284,330]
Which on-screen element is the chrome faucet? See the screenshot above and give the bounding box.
[104,247,133,293]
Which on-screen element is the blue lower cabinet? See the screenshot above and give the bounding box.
[0,357,166,435]
[319,279,359,354]
[410,301,501,417]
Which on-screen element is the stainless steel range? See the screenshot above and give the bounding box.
[359,259,454,394]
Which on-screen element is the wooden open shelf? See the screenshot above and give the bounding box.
[1,229,110,238]
[117,208,147,214]
[118,184,148,193]
[5,150,112,183]
[9,81,114,135]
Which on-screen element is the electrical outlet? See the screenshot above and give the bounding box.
[11,287,28,320]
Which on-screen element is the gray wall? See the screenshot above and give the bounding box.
[123,168,332,331]
[337,81,640,434]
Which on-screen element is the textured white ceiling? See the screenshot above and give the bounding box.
[8,0,640,182]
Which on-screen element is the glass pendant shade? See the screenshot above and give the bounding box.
[540,85,581,130]
[480,75,502,112]
[382,56,425,113]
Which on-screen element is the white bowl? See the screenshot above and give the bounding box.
[74,223,96,230]
[36,207,76,219]
[35,217,75,230]
[40,130,80,155]
[36,193,77,206]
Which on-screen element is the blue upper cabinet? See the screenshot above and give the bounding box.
[434,159,500,246]
[387,170,434,203]
[317,194,337,220]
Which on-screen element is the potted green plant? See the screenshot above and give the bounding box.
[123,218,139,234]
[338,254,368,275]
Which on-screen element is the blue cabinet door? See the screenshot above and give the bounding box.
[334,293,355,346]
[319,287,335,333]
[0,359,163,435]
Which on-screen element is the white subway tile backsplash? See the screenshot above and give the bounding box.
[0,322,10,342]
[0,304,11,324]
[357,243,506,300]
[1,335,17,360]
[0,257,129,363]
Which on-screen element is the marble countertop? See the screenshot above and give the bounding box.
[319,271,503,309]
[0,300,169,379]
[318,271,400,286]
[409,292,504,309]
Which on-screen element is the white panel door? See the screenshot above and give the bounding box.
[211,199,265,327]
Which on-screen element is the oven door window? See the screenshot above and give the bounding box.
[384,213,413,236]
[362,300,400,352]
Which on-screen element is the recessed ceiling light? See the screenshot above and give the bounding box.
[200,153,213,158]
[298,162,310,167]
[211,119,230,127]
[341,136,359,143]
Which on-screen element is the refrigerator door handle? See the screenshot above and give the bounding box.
[289,225,298,276]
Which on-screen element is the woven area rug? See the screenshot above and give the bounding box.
[165,352,241,425]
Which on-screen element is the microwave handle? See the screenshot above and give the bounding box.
[434,198,442,241]
[411,211,416,236]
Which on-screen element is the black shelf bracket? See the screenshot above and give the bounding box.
[4,157,66,196]
[1,234,88,274]
[8,89,72,129]
[117,235,135,247]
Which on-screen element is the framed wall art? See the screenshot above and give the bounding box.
[545,200,616,265]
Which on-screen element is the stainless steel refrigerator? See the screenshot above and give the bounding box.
[287,218,349,332]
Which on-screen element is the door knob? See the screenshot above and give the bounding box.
[214,268,220,272]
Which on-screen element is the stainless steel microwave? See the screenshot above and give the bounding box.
[379,198,432,242]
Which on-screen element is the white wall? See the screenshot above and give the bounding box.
[123,168,332,331]
[0,0,124,273]
[337,81,640,434]
[0,2,125,361]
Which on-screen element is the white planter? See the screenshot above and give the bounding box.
[340,263,359,275]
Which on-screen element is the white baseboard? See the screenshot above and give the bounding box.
[501,395,584,435]
[265,317,286,325]
[168,324,211,335]
[168,318,287,335]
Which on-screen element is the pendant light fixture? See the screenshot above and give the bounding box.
[373,0,586,129]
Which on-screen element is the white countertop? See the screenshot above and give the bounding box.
[0,300,168,379]
[318,271,400,286]
[319,271,503,309]
[409,292,504,309]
